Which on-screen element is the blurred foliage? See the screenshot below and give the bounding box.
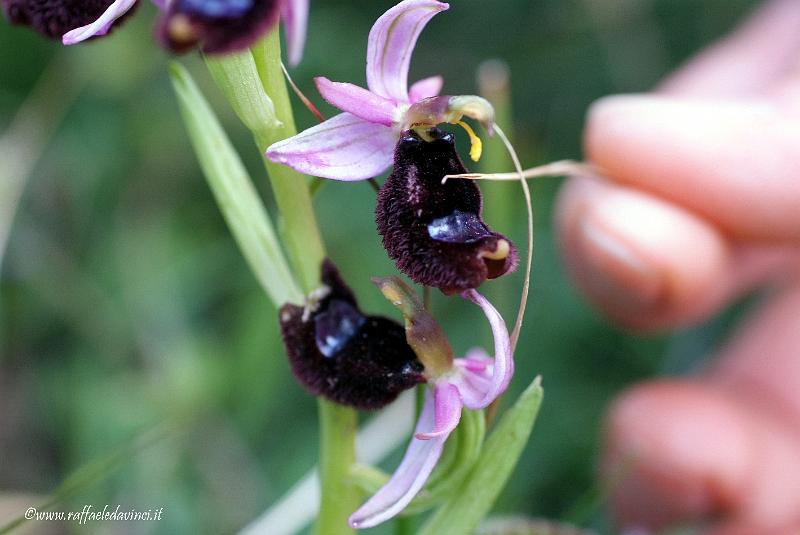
[0,1,758,534]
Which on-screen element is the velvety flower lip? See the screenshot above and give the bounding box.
[349,284,513,529]
[266,0,449,181]
[376,129,518,293]
[279,260,425,410]
[59,0,308,62]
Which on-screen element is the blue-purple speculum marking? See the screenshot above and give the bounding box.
[279,260,425,410]
[376,129,518,294]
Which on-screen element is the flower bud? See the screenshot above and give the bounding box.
[376,129,518,293]
[372,276,453,378]
[279,260,425,410]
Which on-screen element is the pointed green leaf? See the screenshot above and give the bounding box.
[418,377,544,535]
[204,50,281,135]
[169,62,302,306]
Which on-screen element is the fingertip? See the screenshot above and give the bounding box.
[604,377,800,534]
[602,381,751,531]
[556,176,730,330]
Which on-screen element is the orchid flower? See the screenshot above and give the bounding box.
[279,260,425,410]
[349,278,513,529]
[377,128,518,293]
[266,0,496,181]
[2,0,309,63]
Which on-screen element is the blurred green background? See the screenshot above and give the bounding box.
[0,1,759,533]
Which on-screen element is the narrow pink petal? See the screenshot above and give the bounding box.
[265,113,395,181]
[281,0,308,66]
[456,289,513,409]
[314,78,397,126]
[62,0,138,44]
[366,0,449,102]
[415,382,462,440]
[349,389,450,529]
[409,75,444,103]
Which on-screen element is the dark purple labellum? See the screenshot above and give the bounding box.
[279,260,425,410]
[156,0,279,55]
[376,129,518,294]
[2,0,135,40]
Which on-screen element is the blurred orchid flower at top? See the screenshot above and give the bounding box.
[266,0,496,181]
[1,0,309,63]
[349,278,514,528]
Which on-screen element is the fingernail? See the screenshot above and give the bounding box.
[578,211,664,313]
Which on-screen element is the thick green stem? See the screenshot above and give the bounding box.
[206,27,358,534]
[250,30,325,293]
[247,30,358,535]
[317,398,359,535]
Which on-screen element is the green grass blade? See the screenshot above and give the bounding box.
[169,62,302,306]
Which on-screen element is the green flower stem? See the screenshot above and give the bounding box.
[205,40,324,292]
[206,28,357,535]
[250,29,325,293]
[317,398,359,535]
[252,31,358,535]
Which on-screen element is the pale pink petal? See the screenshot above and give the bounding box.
[452,355,494,409]
[281,0,308,66]
[349,389,449,529]
[265,113,395,181]
[415,382,462,440]
[314,78,397,126]
[456,289,513,409]
[409,75,444,103]
[366,0,449,102]
[62,0,138,44]
[458,348,493,372]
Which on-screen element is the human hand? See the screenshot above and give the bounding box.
[555,1,800,533]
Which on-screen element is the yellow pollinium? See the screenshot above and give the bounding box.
[457,120,483,162]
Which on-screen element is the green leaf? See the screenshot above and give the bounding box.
[204,50,281,136]
[418,377,544,535]
[169,62,302,307]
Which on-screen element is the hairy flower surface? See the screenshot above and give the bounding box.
[279,260,425,410]
[3,0,308,62]
[350,278,514,528]
[266,0,451,180]
[377,129,517,293]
